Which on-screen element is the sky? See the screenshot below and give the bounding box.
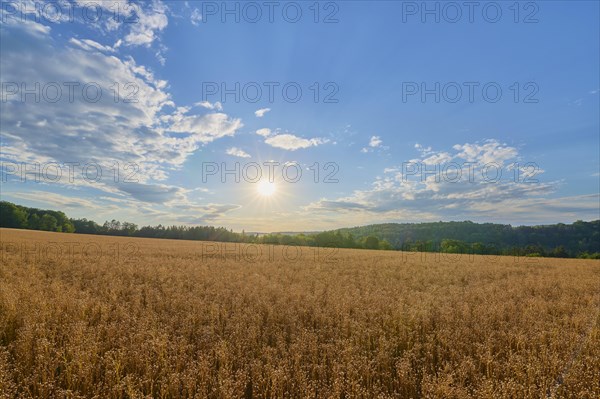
[1,0,599,232]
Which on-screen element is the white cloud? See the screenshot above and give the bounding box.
[175,203,241,224]
[65,1,169,49]
[0,9,51,36]
[306,139,584,224]
[165,112,243,143]
[116,182,188,204]
[256,128,328,150]
[122,1,169,47]
[369,136,382,147]
[195,101,223,111]
[255,108,271,117]
[256,128,272,137]
[190,8,202,25]
[264,134,328,151]
[452,140,518,165]
[0,16,242,204]
[422,152,453,164]
[7,191,104,210]
[69,38,115,53]
[362,135,384,153]
[415,143,432,154]
[226,147,251,158]
[2,1,168,62]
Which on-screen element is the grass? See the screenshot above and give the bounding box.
[0,228,599,398]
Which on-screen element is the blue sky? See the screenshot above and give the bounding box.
[1,0,599,231]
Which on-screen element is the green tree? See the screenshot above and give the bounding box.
[121,222,138,236]
[364,236,380,250]
[39,214,58,231]
[0,201,27,228]
[441,239,468,254]
[28,214,41,230]
[62,222,75,233]
[551,245,568,258]
[379,239,392,250]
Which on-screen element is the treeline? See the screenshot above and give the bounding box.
[0,201,391,250]
[0,201,75,233]
[336,221,600,259]
[1,201,598,258]
[258,231,392,250]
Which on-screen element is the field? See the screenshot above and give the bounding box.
[0,228,599,398]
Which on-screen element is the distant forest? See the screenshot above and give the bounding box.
[1,201,599,259]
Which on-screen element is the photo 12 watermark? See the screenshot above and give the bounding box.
[400,1,540,24]
[1,161,141,184]
[1,81,140,104]
[201,161,339,184]
[401,82,539,104]
[398,243,540,264]
[401,161,541,184]
[198,1,340,24]
[1,1,141,25]
[0,241,140,264]
[200,81,339,104]
[199,242,339,264]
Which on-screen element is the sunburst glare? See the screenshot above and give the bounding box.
[256,180,277,197]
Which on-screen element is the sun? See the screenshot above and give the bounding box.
[256,180,276,197]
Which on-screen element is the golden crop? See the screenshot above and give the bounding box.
[0,228,598,398]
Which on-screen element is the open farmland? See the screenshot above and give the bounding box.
[0,228,599,398]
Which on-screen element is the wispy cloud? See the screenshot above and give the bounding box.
[226,147,251,158]
[0,15,242,206]
[256,127,328,150]
[195,101,223,111]
[255,108,271,117]
[175,204,241,224]
[306,139,589,224]
[6,191,104,210]
[69,38,115,53]
[190,8,202,25]
[264,133,328,151]
[361,135,383,153]
[256,128,272,137]
[121,1,169,48]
